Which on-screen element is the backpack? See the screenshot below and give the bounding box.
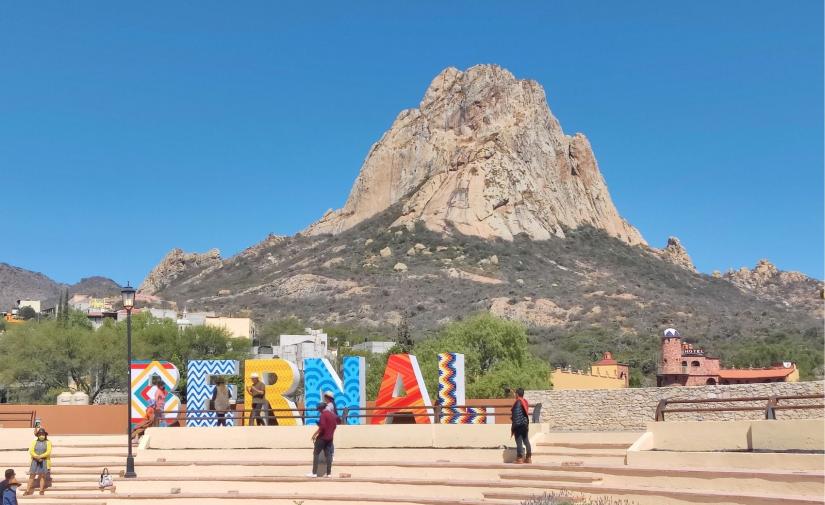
[99,468,113,488]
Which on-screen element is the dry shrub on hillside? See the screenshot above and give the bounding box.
[521,491,638,505]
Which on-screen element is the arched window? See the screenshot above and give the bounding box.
[691,361,700,367]
[681,361,687,367]
[706,378,716,385]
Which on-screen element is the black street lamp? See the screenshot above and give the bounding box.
[121,283,137,479]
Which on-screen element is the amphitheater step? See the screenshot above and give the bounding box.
[484,484,825,505]
[537,442,632,449]
[20,485,115,493]
[12,490,513,505]
[498,471,602,483]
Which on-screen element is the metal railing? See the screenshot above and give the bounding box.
[0,409,36,427]
[176,403,542,425]
[654,394,824,421]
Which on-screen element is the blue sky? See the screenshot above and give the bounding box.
[1,1,822,285]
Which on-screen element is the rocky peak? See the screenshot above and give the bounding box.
[139,248,222,295]
[238,233,286,259]
[655,236,697,272]
[722,259,823,315]
[305,64,645,246]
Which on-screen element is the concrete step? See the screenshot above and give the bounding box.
[109,473,584,491]
[12,490,514,505]
[20,485,115,493]
[498,471,602,483]
[537,441,632,449]
[531,447,627,457]
[484,486,825,505]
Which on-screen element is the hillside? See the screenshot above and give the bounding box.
[0,264,120,312]
[141,64,823,382]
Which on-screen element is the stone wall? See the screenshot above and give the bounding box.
[525,381,824,432]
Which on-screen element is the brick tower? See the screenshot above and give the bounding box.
[659,328,684,376]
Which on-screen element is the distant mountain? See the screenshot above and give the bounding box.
[0,263,120,311]
[137,64,821,350]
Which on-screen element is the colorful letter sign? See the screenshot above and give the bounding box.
[372,354,432,424]
[186,359,240,427]
[303,356,365,425]
[130,360,181,428]
[437,353,490,424]
[243,358,302,426]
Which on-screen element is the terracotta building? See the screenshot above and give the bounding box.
[657,328,799,386]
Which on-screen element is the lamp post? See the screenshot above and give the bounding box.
[121,283,137,479]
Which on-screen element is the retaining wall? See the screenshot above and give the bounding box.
[525,380,824,431]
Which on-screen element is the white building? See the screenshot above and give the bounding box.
[352,341,395,354]
[272,328,332,369]
[17,300,41,313]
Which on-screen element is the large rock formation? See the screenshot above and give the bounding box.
[305,65,644,245]
[654,237,696,273]
[139,248,222,295]
[722,259,823,315]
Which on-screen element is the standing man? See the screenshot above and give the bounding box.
[307,401,337,478]
[246,373,267,426]
[510,387,531,464]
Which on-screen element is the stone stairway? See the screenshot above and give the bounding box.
[0,431,821,505]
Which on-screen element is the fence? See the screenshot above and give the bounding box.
[655,394,824,421]
[178,403,542,425]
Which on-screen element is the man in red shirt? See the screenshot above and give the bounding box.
[307,401,337,478]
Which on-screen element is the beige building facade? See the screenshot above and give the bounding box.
[204,316,256,339]
[551,352,630,390]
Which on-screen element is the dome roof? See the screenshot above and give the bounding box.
[663,328,680,339]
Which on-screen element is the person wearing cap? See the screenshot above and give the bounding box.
[307,401,337,478]
[2,469,19,505]
[322,391,341,459]
[25,429,51,495]
[246,373,267,426]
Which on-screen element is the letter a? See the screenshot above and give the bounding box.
[372,354,432,424]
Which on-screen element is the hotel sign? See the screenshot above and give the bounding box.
[682,349,705,357]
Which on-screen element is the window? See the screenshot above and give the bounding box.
[681,361,687,367]
[691,361,700,367]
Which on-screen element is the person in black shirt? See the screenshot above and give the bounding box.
[510,387,531,464]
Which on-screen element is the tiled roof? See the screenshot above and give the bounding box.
[718,367,795,380]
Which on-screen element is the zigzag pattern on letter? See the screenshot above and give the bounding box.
[186,360,239,427]
[437,353,489,424]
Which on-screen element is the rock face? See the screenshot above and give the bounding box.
[139,248,222,295]
[305,65,644,245]
[723,259,823,315]
[655,237,696,272]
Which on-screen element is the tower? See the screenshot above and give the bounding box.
[659,328,684,376]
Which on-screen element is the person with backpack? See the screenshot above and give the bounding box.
[510,387,531,464]
[211,377,233,426]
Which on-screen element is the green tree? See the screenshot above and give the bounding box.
[395,313,414,353]
[17,306,37,320]
[0,310,251,404]
[411,314,550,399]
[256,317,306,345]
[0,312,123,403]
